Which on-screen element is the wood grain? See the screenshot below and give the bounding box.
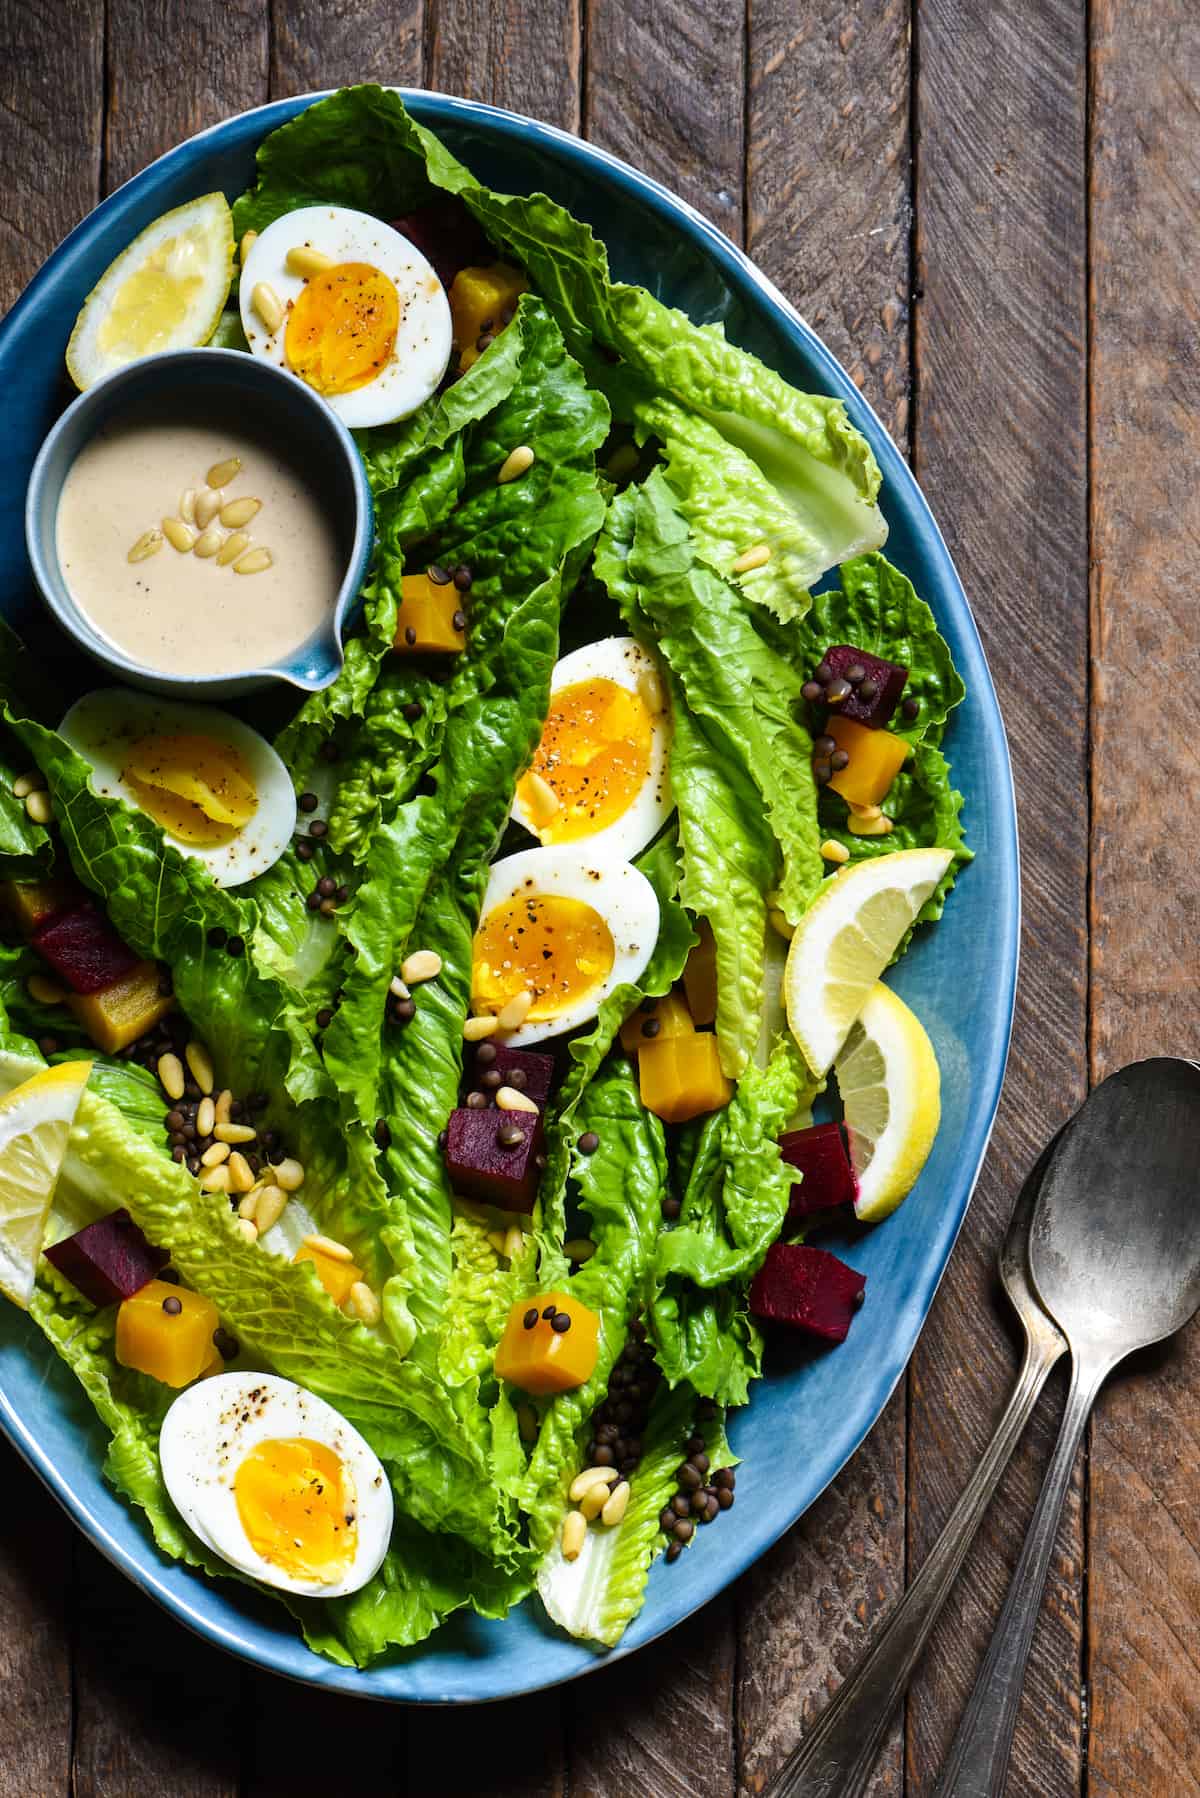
[907,0,1090,1792]
[269,0,423,99]
[1086,7,1200,1794]
[0,1450,73,1798]
[426,0,581,133]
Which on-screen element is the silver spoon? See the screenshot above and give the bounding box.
[931,1056,1200,1798]
[766,1132,1069,1798]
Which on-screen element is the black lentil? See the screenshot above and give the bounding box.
[316,1008,334,1030]
[213,1328,239,1359]
[402,701,423,722]
[466,1090,488,1110]
[453,564,472,592]
[825,676,852,705]
[497,1123,526,1149]
[317,875,336,898]
[481,1068,502,1091]
[550,1311,572,1334]
[404,626,417,646]
[661,1195,681,1221]
[476,1042,497,1067]
[162,1295,183,1316]
[578,1131,600,1155]
[801,679,824,703]
[428,563,451,585]
[901,695,921,720]
[452,610,466,632]
[541,1303,558,1321]
[830,749,850,772]
[523,1307,539,1330]
[665,1541,682,1563]
[226,935,245,957]
[207,926,227,948]
[298,791,319,813]
[319,740,339,763]
[374,1118,392,1149]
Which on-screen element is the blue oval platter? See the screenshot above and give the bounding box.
[0,90,1019,1704]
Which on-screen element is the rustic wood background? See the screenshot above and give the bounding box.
[1,1,1197,1792]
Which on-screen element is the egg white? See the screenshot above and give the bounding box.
[159,1372,393,1597]
[239,206,453,427]
[475,845,660,1046]
[60,688,295,888]
[511,636,673,860]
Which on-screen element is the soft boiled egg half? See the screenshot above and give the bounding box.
[239,206,453,427]
[60,689,295,888]
[160,1372,392,1597]
[512,637,673,860]
[471,845,660,1046]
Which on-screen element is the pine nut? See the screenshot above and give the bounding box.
[226,1151,254,1192]
[564,1237,596,1263]
[286,244,335,277]
[216,530,251,567]
[389,975,410,1000]
[517,1402,538,1443]
[193,523,223,558]
[237,1190,260,1221]
[524,770,559,826]
[239,229,258,264]
[193,487,223,529]
[569,1466,619,1503]
[274,1158,305,1191]
[201,1141,230,1168]
[201,1164,231,1194]
[157,1053,185,1100]
[234,549,273,575]
[254,1185,287,1234]
[214,1089,233,1126]
[502,1225,524,1262]
[207,457,242,490]
[252,282,284,333]
[769,908,794,940]
[848,811,894,838]
[179,489,197,525]
[25,790,53,826]
[27,973,65,1005]
[637,666,666,714]
[601,1480,631,1527]
[128,528,163,563]
[12,771,45,798]
[195,1096,215,1137]
[400,949,442,984]
[496,1085,538,1114]
[220,496,260,529]
[731,542,771,574]
[185,1040,215,1094]
[236,1216,258,1245]
[487,1229,508,1256]
[215,1122,256,1144]
[820,838,851,864]
[463,1015,499,1041]
[497,444,535,484]
[561,1510,587,1561]
[347,1281,381,1325]
[580,1481,610,1521]
[848,802,882,820]
[302,1232,351,1261]
[162,516,195,553]
[497,989,533,1031]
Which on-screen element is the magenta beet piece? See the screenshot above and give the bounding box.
[780,1123,858,1220]
[820,645,908,728]
[473,1043,555,1109]
[44,1209,169,1307]
[444,1106,546,1212]
[30,905,139,995]
[749,1243,866,1346]
[391,201,491,290]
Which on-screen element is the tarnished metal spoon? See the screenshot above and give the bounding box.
[765,1131,1069,1798]
[931,1057,1200,1798]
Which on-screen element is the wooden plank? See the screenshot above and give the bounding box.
[269,0,423,97]
[1086,9,1200,1795]
[737,9,911,1794]
[426,0,582,133]
[0,1448,73,1798]
[906,1,1090,1792]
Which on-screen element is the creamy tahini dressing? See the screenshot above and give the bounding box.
[57,405,344,677]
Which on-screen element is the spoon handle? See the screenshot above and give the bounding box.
[765,1326,1065,1798]
[929,1356,1107,1798]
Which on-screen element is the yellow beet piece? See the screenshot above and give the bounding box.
[68,960,174,1054]
[0,877,81,936]
[393,574,467,655]
[449,264,529,370]
[619,989,695,1055]
[293,1241,363,1307]
[826,716,909,809]
[494,1290,600,1395]
[682,919,718,1027]
[639,1033,732,1125]
[115,1279,220,1388]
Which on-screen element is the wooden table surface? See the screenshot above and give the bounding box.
[2,2,1197,1793]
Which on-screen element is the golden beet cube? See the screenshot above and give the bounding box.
[449,264,530,370]
[293,1241,363,1307]
[115,1279,220,1388]
[393,574,467,655]
[619,989,695,1055]
[639,1033,732,1126]
[68,960,173,1054]
[826,717,909,810]
[494,1290,600,1395]
[0,877,81,936]
[682,919,718,1028]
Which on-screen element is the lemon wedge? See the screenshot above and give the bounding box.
[836,982,940,1222]
[0,1060,91,1308]
[784,846,952,1077]
[66,193,234,390]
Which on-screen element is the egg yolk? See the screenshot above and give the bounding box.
[284,262,400,396]
[122,732,257,846]
[234,1436,358,1584]
[472,892,615,1021]
[516,678,653,843]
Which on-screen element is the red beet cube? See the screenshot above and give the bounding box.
[44,1209,169,1307]
[391,201,492,290]
[468,1043,555,1110]
[30,905,139,995]
[780,1123,858,1221]
[444,1106,546,1212]
[749,1243,866,1345]
[820,645,908,728]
